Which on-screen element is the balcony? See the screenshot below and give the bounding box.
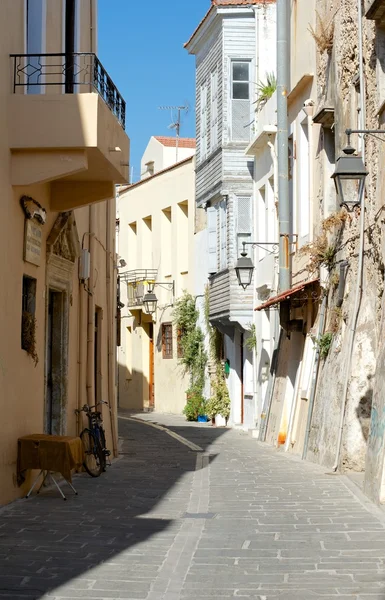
[120,270,158,310]
[9,53,129,210]
[366,0,385,23]
[208,268,254,332]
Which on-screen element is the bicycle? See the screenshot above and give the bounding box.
[76,401,111,477]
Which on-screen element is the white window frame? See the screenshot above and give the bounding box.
[229,59,252,142]
[231,60,250,101]
[219,200,227,271]
[200,83,209,162]
[298,119,310,245]
[207,205,217,275]
[210,68,219,151]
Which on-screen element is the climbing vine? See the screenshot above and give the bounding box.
[173,292,207,420]
[204,286,230,420]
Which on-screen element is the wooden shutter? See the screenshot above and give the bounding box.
[219,200,227,271]
[211,69,218,149]
[207,205,217,274]
[200,84,208,160]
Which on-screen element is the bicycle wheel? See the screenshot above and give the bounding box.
[80,429,104,477]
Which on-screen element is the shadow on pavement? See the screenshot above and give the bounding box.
[0,417,228,599]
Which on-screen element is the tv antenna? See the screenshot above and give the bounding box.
[158,104,189,162]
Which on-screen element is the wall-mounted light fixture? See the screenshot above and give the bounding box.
[109,146,122,153]
[332,132,368,210]
[142,281,175,315]
[235,241,279,290]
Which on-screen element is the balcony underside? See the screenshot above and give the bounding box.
[9,93,129,210]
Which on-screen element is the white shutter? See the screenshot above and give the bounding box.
[237,196,252,255]
[219,200,227,270]
[207,206,217,274]
[200,84,208,161]
[211,69,218,149]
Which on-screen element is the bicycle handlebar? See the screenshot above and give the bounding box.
[75,400,109,414]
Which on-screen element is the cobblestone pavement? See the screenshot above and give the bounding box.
[1,412,385,600]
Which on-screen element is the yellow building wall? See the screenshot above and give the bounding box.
[0,0,122,505]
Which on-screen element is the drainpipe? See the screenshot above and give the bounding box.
[86,206,95,409]
[332,0,366,472]
[277,0,290,292]
[302,294,327,460]
[77,273,86,435]
[106,201,118,457]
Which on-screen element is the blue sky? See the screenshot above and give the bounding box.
[98,0,210,182]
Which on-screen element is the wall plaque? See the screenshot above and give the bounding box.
[24,219,43,266]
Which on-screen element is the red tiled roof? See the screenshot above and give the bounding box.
[185,0,276,48]
[154,136,196,148]
[255,278,320,312]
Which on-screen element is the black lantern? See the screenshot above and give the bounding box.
[143,287,158,315]
[235,249,254,290]
[331,145,368,208]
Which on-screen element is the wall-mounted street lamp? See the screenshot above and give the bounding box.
[143,285,158,315]
[331,131,368,209]
[142,281,175,315]
[235,245,254,290]
[235,241,279,290]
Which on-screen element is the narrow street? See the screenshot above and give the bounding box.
[1,414,385,600]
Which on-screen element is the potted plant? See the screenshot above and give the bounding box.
[183,386,207,422]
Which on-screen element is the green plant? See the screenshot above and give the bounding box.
[173,292,207,417]
[244,323,257,352]
[254,72,277,112]
[22,311,38,366]
[315,332,333,360]
[204,287,231,420]
[183,389,207,421]
[206,366,231,420]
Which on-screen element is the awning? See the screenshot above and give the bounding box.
[255,278,320,311]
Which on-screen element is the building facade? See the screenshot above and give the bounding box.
[117,146,195,414]
[0,0,129,505]
[185,0,276,428]
[242,0,385,507]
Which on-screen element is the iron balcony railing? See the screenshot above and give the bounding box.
[10,52,126,129]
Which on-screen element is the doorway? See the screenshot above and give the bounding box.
[149,323,155,409]
[46,290,64,435]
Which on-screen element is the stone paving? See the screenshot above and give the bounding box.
[1,412,385,600]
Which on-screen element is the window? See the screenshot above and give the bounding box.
[231,60,251,142]
[162,323,173,359]
[236,196,252,257]
[200,83,209,160]
[207,205,217,275]
[232,62,250,100]
[21,275,37,351]
[26,0,46,93]
[211,69,219,149]
[298,123,310,243]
